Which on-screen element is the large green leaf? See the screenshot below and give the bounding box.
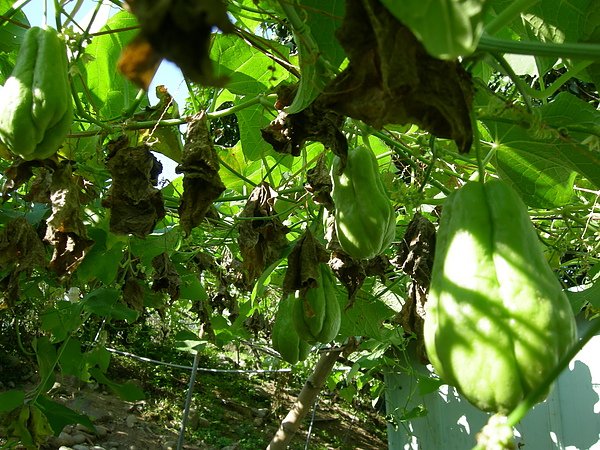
[211,34,289,96]
[81,287,139,323]
[0,390,25,413]
[81,11,144,119]
[380,0,488,59]
[0,0,29,82]
[236,101,273,161]
[488,121,577,207]
[35,395,95,435]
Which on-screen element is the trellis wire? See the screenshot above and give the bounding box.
[106,347,292,374]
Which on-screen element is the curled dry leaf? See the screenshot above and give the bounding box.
[102,137,166,237]
[44,162,93,276]
[121,0,234,89]
[305,153,334,209]
[320,0,473,153]
[391,212,437,363]
[282,230,330,295]
[176,113,226,235]
[238,182,289,286]
[152,252,181,302]
[261,85,347,160]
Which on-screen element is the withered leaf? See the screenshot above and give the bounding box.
[391,212,437,364]
[238,183,289,286]
[123,278,145,312]
[102,139,166,237]
[394,212,436,286]
[0,217,46,272]
[117,34,162,91]
[176,113,226,235]
[151,252,181,301]
[44,163,93,276]
[282,230,330,295]
[122,0,233,89]
[320,0,473,153]
[305,154,334,209]
[261,84,347,159]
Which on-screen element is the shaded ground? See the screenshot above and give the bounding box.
[2,351,388,450]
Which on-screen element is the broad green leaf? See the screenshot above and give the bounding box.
[567,278,600,311]
[236,101,274,161]
[380,0,488,59]
[0,1,29,82]
[0,390,24,412]
[338,289,395,341]
[81,11,144,119]
[77,227,124,284]
[539,93,600,188]
[130,229,181,266]
[35,395,95,435]
[58,339,85,378]
[299,0,346,68]
[88,368,145,402]
[33,337,57,393]
[41,301,84,343]
[82,287,139,322]
[284,0,343,113]
[211,34,289,96]
[180,273,208,301]
[488,121,577,207]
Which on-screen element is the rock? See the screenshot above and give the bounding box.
[126,414,137,428]
[58,447,74,450]
[73,445,89,450]
[253,408,268,418]
[95,424,109,437]
[71,433,88,444]
[162,441,177,450]
[57,431,76,446]
[90,447,106,450]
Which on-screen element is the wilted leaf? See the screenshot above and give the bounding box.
[238,183,290,285]
[152,252,181,301]
[44,163,93,276]
[176,113,226,235]
[102,137,166,237]
[282,230,329,294]
[305,153,334,209]
[261,84,348,159]
[320,0,473,153]
[121,0,234,88]
[134,85,183,163]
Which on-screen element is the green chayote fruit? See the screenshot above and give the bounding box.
[424,179,577,414]
[0,26,72,160]
[331,145,396,260]
[293,264,341,344]
[272,295,310,364]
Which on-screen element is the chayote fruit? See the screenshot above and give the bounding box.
[293,264,341,344]
[272,295,310,364]
[331,145,396,259]
[0,26,73,160]
[424,179,577,414]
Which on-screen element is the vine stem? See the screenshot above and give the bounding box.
[478,34,600,59]
[471,317,600,450]
[266,348,342,450]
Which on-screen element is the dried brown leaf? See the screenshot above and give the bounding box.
[320,0,473,153]
[176,113,226,235]
[282,230,330,294]
[238,183,289,285]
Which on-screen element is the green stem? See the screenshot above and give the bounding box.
[484,0,540,36]
[418,136,437,193]
[478,34,600,59]
[218,156,258,188]
[121,88,148,119]
[0,0,33,26]
[493,53,534,112]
